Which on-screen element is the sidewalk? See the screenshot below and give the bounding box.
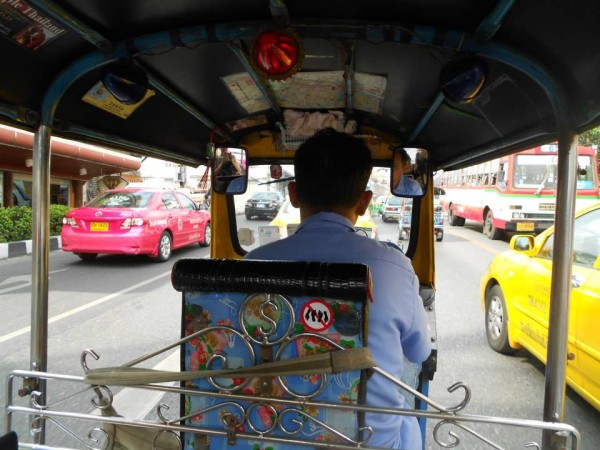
[0,236,62,260]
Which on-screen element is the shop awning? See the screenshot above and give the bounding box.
[119,173,144,183]
[0,124,142,180]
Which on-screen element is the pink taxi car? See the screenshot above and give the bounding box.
[61,188,211,262]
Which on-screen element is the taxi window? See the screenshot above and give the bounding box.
[573,208,600,267]
[162,192,179,209]
[176,192,197,210]
[538,207,600,266]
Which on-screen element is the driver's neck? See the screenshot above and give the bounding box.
[299,205,358,224]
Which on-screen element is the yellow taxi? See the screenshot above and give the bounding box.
[480,202,600,411]
[270,200,378,240]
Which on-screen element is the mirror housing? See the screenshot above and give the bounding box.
[511,235,535,252]
[391,147,429,198]
[212,147,248,194]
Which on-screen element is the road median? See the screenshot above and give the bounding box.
[0,236,62,260]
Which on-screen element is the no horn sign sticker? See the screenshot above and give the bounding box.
[301,299,334,332]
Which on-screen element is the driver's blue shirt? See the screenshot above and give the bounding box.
[245,211,431,449]
[394,175,423,196]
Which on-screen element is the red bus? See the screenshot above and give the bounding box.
[438,144,600,239]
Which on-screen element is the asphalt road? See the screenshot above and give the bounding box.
[1,216,598,449]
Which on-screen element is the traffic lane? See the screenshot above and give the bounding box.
[1,249,201,444]
[430,228,541,447]
[2,286,182,448]
[429,223,600,448]
[0,245,209,336]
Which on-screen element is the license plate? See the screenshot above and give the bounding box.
[516,222,535,231]
[257,204,265,208]
[90,221,109,231]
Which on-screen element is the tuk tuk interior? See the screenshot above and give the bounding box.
[2,1,600,449]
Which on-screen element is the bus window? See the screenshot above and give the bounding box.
[577,155,595,189]
[513,154,558,188]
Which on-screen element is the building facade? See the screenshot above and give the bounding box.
[0,124,142,208]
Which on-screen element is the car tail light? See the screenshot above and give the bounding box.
[62,217,78,227]
[121,217,144,228]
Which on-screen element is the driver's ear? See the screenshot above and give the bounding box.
[288,181,299,207]
[356,190,373,216]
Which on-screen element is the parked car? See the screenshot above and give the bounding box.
[270,200,378,240]
[480,202,600,411]
[381,195,403,222]
[61,188,211,262]
[245,191,284,220]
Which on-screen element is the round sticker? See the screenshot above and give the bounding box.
[300,299,334,332]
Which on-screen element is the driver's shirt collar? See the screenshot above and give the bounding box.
[295,211,355,234]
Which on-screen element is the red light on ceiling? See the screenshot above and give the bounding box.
[251,30,303,80]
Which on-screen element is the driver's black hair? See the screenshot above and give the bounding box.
[396,147,411,164]
[294,128,372,209]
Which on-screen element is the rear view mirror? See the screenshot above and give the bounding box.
[391,147,429,198]
[212,147,248,194]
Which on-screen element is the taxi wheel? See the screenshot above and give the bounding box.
[485,285,517,355]
[153,232,172,262]
[200,223,211,247]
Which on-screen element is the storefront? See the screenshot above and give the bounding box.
[0,124,142,207]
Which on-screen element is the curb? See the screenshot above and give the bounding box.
[0,236,62,260]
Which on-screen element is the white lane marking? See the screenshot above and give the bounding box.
[0,269,67,294]
[0,271,171,344]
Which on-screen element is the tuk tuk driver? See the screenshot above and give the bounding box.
[393,148,423,196]
[245,128,431,449]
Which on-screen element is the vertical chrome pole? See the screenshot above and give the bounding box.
[30,124,52,444]
[542,131,578,449]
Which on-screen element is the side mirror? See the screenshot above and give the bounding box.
[391,147,429,198]
[212,147,248,195]
[510,235,534,252]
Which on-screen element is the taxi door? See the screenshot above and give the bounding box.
[568,206,600,410]
[161,191,187,247]
[572,263,600,410]
[175,192,198,243]
[510,234,581,388]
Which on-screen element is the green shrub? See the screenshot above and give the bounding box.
[50,204,70,235]
[0,205,69,243]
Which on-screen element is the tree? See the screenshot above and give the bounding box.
[578,127,600,148]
